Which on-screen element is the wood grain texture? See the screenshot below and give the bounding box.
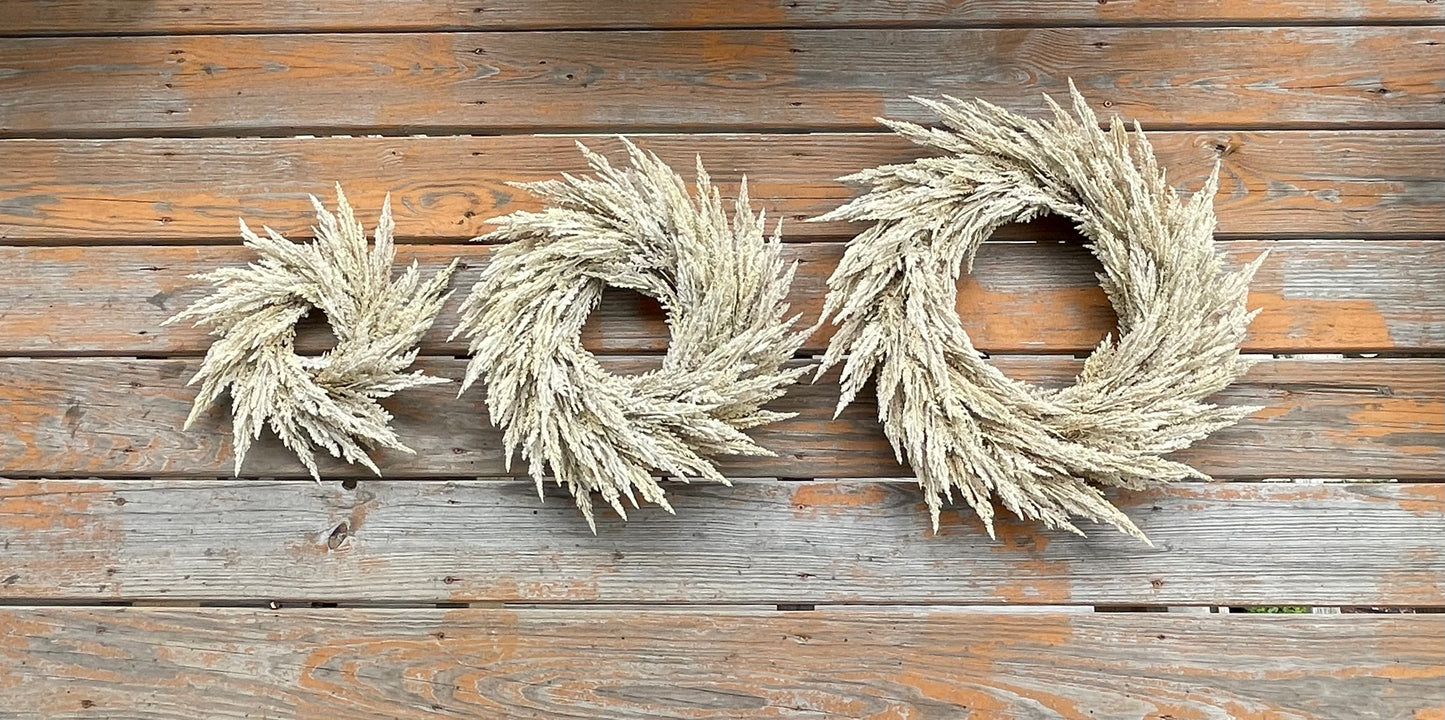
[1,607,1439,720]
[0,357,1437,480]
[0,5,1440,715]
[4,0,1441,35]
[1,479,1439,605]
[1,28,1440,136]
[1,239,1440,357]
[1,132,1439,243]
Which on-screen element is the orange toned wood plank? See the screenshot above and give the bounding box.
[4,0,1441,35]
[1,239,1439,356]
[0,607,1439,719]
[1,132,1438,243]
[1,479,1438,605]
[2,130,1433,241]
[0,28,1439,136]
[0,357,1436,479]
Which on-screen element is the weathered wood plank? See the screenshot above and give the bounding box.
[2,239,1440,356]
[0,607,1438,719]
[1,479,1439,605]
[1,28,1439,136]
[1,132,1439,242]
[5,0,1441,35]
[0,357,1437,479]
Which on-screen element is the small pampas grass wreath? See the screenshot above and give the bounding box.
[451,140,813,531]
[815,84,1263,542]
[167,186,458,478]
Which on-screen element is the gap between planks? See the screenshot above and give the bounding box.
[4,121,1445,142]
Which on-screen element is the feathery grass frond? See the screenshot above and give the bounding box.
[166,186,458,478]
[452,140,814,530]
[816,84,1263,542]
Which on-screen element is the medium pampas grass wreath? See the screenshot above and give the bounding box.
[167,187,458,478]
[451,140,814,531]
[815,84,1263,542]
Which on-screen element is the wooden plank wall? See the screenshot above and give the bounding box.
[1,3,1442,718]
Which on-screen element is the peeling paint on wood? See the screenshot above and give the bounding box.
[0,607,1438,719]
[0,239,1439,356]
[3,479,1434,605]
[0,29,1440,136]
[0,357,1438,479]
[0,132,1439,242]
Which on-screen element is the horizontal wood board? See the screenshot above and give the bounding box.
[0,357,1438,480]
[5,0,1444,35]
[0,607,1439,719]
[2,132,1441,243]
[1,479,1439,605]
[2,239,1440,356]
[2,28,1442,136]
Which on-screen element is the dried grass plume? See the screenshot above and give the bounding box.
[452,140,813,530]
[166,187,458,478]
[816,84,1263,542]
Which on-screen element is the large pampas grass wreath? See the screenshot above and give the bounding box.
[452,140,813,531]
[816,85,1263,542]
[168,187,458,478]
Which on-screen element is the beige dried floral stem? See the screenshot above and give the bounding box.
[166,186,458,478]
[815,84,1264,542]
[452,140,814,531]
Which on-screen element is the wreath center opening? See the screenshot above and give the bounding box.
[579,285,667,375]
[953,221,1117,363]
[294,307,340,357]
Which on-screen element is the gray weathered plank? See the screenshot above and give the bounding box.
[1,28,1440,136]
[0,479,1439,605]
[0,357,1437,479]
[5,0,1441,35]
[0,607,1439,719]
[2,239,1440,356]
[1,132,1439,242]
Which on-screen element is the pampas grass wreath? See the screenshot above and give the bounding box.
[167,187,458,478]
[815,84,1264,542]
[451,140,813,531]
